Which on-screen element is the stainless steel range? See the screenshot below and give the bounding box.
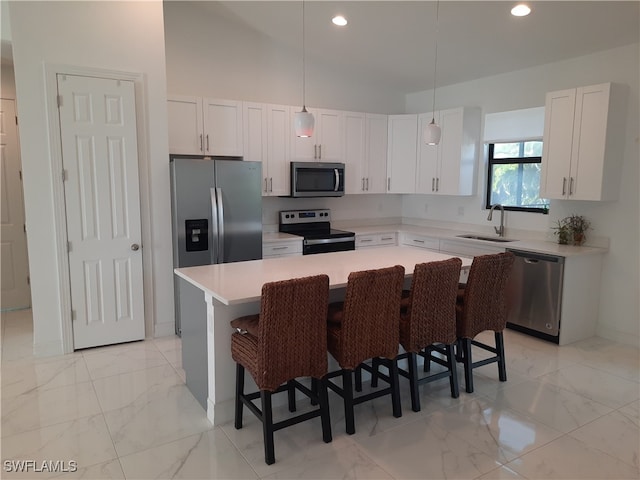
[279,209,355,255]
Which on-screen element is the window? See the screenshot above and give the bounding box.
[486,141,549,213]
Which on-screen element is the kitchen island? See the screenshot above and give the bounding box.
[174,246,472,425]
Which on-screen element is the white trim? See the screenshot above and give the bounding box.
[153,321,176,338]
[43,63,155,353]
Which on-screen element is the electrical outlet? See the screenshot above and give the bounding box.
[458,206,464,216]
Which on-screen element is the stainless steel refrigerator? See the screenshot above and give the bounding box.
[170,155,262,335]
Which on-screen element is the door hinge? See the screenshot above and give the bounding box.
[15,115,18,125]
[62,169,68,181]
[23,224,26,233]
[57,95,63,108]
[19,170,22,180]
[27,276,30,286]
[67,241,72,252]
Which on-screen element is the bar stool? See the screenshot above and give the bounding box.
[326,265,405,435]
[456,252,515,393]
[230,275,332,465]
[398,258,462,412]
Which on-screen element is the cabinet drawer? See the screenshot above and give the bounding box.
[401,233,440,251]
[262,241,302,258]
[355,233,398,249]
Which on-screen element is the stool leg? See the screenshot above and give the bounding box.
[370,358,380,388]
[318,376,332,443]
[310,378,319,406]
[234,363,245,429]
[287,380,296,412]
[408,352,420,412]
[355,365,362,392]
[342,369,355,435]
[445,343,460,398]
[423,347,432,372]
[495,331,507,382]
[389,358,402,418]
[462,338,474,393]
[261,391,275,465]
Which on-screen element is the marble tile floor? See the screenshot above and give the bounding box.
[1,308,638,480]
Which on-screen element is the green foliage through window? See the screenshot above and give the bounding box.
[486,141,549,213]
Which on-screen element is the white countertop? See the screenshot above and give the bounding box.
[175,246,472,306]
[262,232,301,242]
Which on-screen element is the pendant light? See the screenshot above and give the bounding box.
[424,0,441,145]
[294,0,314,137]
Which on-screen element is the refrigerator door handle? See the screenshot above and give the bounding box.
[210,188,219,264]
[216,187,225,262]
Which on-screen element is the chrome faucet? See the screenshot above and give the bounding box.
[487,204,505,237]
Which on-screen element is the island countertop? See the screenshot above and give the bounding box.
[175,246,472,306]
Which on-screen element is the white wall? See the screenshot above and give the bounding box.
[9,1,174,353]
[163,1,405,114]
[404,43,640,345]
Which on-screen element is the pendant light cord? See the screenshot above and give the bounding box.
[431,0,440,119]
[302,0,306,109]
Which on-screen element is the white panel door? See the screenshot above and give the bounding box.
[316,109,342,162]
[343,111,365,194]
[387,114,417,193]
[0,99,31,309]
[57,74,144,349]
[365,114,388,194]
[416,112,439,193]
[266,104,290,196]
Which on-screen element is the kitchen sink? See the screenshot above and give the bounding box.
[456,234,516,243]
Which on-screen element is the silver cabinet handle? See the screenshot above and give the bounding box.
[362,177,365,191]
[206,134,210,152]
[436,177,439,192]
[269,177,273,192]
[272,246,289,251]
[562,177,567,195]
[569,177,574,195]
[264,178,268,193]
[432,178,435,192]
[366,178,369,191]
[360,238,373,243]
[413,239,425,243]
[314,144,318,159]
[200,134,203,152]
[387,178,391,191]
[319,144,322,159]
[131,243,140,251]
[381,237,394,241]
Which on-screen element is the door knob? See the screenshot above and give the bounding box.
[131,243,140,251]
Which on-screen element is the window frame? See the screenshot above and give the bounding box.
[485,141,549,214]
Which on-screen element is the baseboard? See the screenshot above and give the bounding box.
[33,339,64,357]
[595,327,640,348]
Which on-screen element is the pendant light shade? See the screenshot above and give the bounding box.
[424,0,441,145]
[294,106,315,138]
[296,1,314,138]
[424,118,441,145]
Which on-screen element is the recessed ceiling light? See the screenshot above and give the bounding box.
[511,4,531,17]
[332,15,348,27]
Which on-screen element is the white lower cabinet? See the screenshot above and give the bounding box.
[400,232,440,251]
[355,233,397,249]
[262,240,302,258]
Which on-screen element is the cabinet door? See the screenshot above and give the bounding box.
[167,96,203,155]
[243,102,268,193]
[266,104,291,196]
[290,106,318,161]
[416,112,439,193]
[344,111,366,194]
[316,109,343,162]
[387,114,417,193]
[541,89,576,199]
[365,114,388,194]
[571,84,609,200]
[203,99,243,156]
[437,108,465,195]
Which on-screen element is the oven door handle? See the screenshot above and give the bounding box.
[304,236,355,246]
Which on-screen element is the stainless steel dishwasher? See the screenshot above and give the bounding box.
[506,249,565,344]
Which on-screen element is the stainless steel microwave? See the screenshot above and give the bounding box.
[290,162,345,197]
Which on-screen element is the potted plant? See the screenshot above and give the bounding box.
[552,219,571,245]
[565,214,591,246]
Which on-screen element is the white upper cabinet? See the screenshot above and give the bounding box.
[416,107,480,196]
[290,108,343,162]
[387,114,418,193]
[168,96,243,156]
[343,111,366,194]
[364,114,388,194]
[243,102,290,196]
[541,83,617,201]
